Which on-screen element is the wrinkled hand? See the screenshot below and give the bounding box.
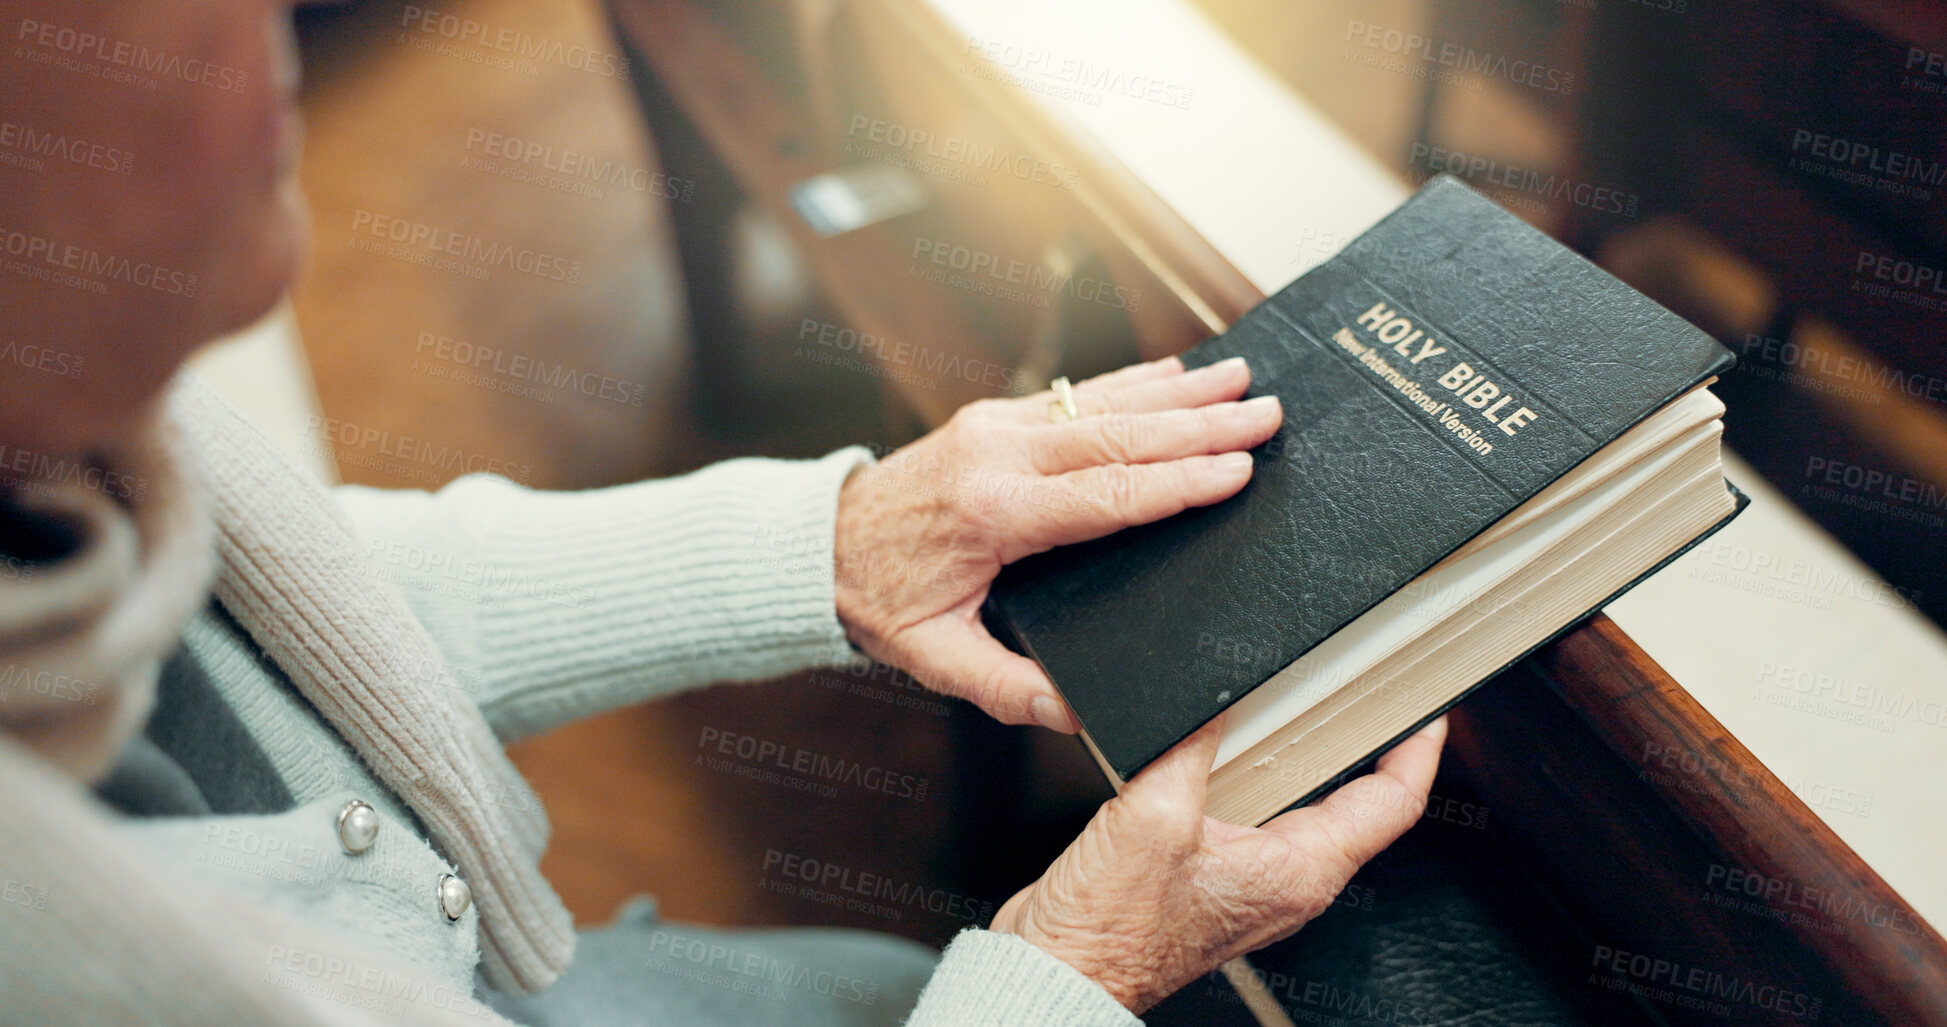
[991,715,1447,1013]
[832,356,1281,730]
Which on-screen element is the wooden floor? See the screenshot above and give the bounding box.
[294,0,690,492]
[288,0,1047,940]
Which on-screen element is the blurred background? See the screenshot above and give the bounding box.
[249,0,1945,1018]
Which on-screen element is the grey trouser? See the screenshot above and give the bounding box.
[484,897,940,1026]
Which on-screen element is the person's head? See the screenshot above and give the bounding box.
[0,0,309,456]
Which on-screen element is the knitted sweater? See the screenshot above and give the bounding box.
[0,374,1138,1027]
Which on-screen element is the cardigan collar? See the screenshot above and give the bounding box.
[0,403,214,783]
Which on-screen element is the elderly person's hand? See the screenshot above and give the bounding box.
[832,355,1281,731]
[992,715,1447,1012]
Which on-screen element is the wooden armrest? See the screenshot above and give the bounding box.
[1530,614,1947,1026]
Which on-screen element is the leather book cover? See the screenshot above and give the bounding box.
[988,176,1737,782]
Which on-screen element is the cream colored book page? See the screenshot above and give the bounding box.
[1214,422,1724,768]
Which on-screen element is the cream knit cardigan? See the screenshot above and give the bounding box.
[0,374,569,1005]
[183,378,574,994]
[0,373,1142,1026]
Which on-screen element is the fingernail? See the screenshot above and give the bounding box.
[1219,451,1254,474]
[1244,395,1282,417]
[1032,696,1077,733]
[1211,356,1249,372]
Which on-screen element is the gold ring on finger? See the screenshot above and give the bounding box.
[1047,376,1079,423]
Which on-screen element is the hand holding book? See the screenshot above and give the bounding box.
[989,177,1743,825]
[832,355,1285,731]
[989,713,1449,1013]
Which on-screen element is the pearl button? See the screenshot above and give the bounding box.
[336,800,379,855]
[438,873,471,922]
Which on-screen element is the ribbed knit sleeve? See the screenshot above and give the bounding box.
[332,448,872,742]
[905,930,1143,1027]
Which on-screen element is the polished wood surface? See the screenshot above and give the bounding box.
[611,0,999,426]
[1537,614,1947,1025]
[1445,660,1883,1026]
[609,0,1254,423]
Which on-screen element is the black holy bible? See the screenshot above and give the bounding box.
[988,176,1745,825]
